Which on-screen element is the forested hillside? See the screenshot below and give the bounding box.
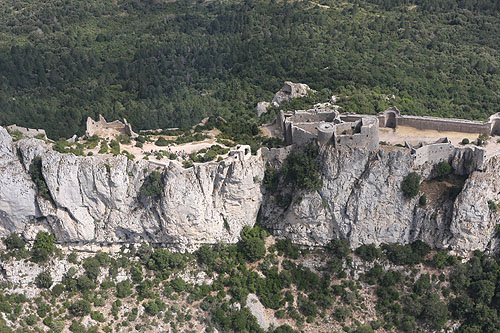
[0,0,499,138]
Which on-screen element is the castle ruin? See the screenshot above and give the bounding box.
[278,103,496,168]
[279,103,380,151]
[85,115,138,139]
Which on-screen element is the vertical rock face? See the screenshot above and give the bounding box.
[261,145,500,253]
[0,124,499,253]
[449,155,500,252]
[0,127,265,251]
[0,127,39,235]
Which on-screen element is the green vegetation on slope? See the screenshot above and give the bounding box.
[0,0,499,139]
[3,230,500,332]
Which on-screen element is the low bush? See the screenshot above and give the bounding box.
[35,271,53,289]
[355,244,381,262]
[69,300,91,317]
[140,171,163,199]
[3,234,25,250]
[32,232,56,262]
[401,172,421,198]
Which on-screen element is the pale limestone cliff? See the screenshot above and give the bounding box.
[450,155,500,252]
[0,126,265,251]
[271,81,311,106]
[261,145,500,253]
[1,125,499,253]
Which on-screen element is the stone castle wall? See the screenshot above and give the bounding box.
[335,117,379,151]
[281,107,379,150]
[412,141,455,166]
[86,115,138,138]
[7,125,46,138]
[379,107,500,136]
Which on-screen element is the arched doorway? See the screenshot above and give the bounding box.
[385,111,397,129]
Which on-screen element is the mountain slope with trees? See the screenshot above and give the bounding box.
[0,0,499,138]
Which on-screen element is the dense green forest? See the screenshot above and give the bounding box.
[0,0,499,139]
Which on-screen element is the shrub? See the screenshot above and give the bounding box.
[419,293,449,329]
[298,295,318,317]
[130,265,143,283]
[282,144,322,191]
[117,134,131,144]
[77,275,96,291]
[447,185,462,201]
[3,234,25,250]
[69,300,91,317]
[488,200,497,212]
[98,141,109,154]
[136,243,153,264]
[418,194,427,206]
[25,313,38,326]
[238,225,267,262]
[170,278,186,292]
[461,138,470,145]
[196,245,218,271]
[401,172,421,198]
[327,239,351,258]
[67,252,78,264]
[435,161,452,179]
[276,239,300,259]
[143,300,159,316]
[29,157,51,201]
[116,280,133,298]
[140,171,163,199]
[35,271,53,289]
[263,167,279,192]
[32,232,56,262]
[109,140,120,155]
[155,137,169,146]
[51,284,65,298]
[355,244,381,262]
[82,257,101,281]
[91,311,106,322]
[413,274,431,295]
[333,306,352,321]
[383,241,430,266]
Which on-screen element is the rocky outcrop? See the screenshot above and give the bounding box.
[271,81,311,106]
[256,102,271,117]
[261,144,500,253]
[449,155,500,252]
[0,126,265,251]
[1,123,499,253]
[246,293,277,331]
[0,128,39,235]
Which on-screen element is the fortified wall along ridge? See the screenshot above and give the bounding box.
[278,100,500,169]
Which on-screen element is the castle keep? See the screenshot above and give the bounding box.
[279,104,380,151]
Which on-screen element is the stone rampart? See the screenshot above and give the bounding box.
[7,125,46,138]
[398,116,490,134]
[411,140,455,166]
[290,125,317,145]
[379,107,500,136]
